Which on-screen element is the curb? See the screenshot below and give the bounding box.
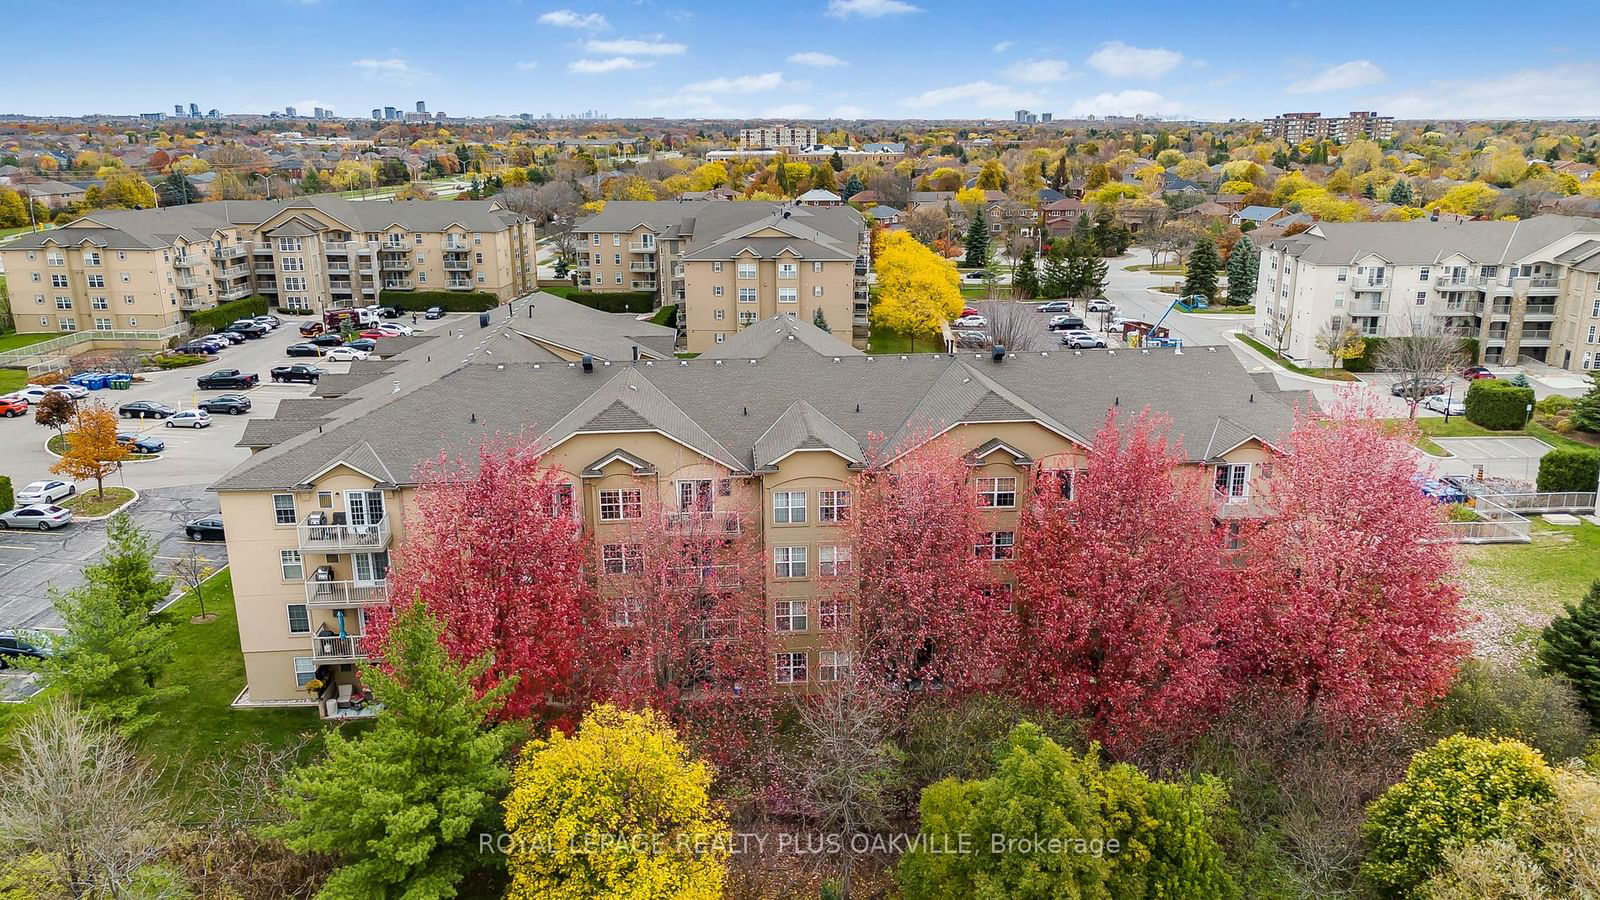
[44,436,164,462]
[65,486,141,521]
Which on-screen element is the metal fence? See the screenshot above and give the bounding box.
[0,326,187,372]
[1439,496,1532,544]
[1474,491,1597,514]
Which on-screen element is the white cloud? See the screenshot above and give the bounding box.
[537,9,608,29]
[825,0,919,18]
[642,93,739,117]
[683,71,789,93]
[350,58,427,85]
[514,61,539,71]
[902,80,1042,112]
[1067,89,1182,117]
[991,40,1015,53]
[789,51,848,67]
[1285,60,1387,94]
[763,103,814,118]
[1086,41,1183,78]
[568,57,654,74]
[1377,64,1600,118]
[1002,58,1072,84]
[583,37,687,56]
[831,104,868,118]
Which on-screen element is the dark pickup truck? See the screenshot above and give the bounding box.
[270,364,324,384]
[196,369,260,390]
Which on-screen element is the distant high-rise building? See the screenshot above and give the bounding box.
[372,108,382,120]
[416,100,426,113]
[207,109,219,118]
[174,104,185,117]
[1041,113,1052,123]
[285,106,297,117]
[384,106,398,120]
[434,112,446,121]
[1262,110,1393,142]
[189,103,200,117]
[140,112,166,121]
[1014,109,1030,123]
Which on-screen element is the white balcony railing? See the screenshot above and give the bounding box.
[297,515,391,552]
[631,280,657,290]
[446,279,474,290]
[212,246,246,260]
[305,579,388,609]
[627,241,657,254]
[443,260,471,271]
[311,633,372,661]
[663,510,742,535]
[218,286,253,301]
[629,261,657,272]
[443,239,469,251]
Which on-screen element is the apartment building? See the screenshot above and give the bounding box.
[0,198,536,335]
[705,144,907,166]
[572,201,871,352]
[739,126,818,151]
[1254,215,1600,371]
[1261,111,1394,143]
[211,314,1298,713]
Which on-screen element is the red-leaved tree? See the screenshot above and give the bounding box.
[1237,396,1468,733]
[367,436,598,725]
[844,431,1015,706]
[1011,409,1242,754]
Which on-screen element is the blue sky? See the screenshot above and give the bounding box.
[16,0,1600,121]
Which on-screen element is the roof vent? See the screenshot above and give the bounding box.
[714,359,723,366]
[991,345,1006,363]
[680,360,689,366]
[1174,348,1183,354]
[581,354,594,374]
[832,357,840,362]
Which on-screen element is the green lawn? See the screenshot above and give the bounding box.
[863,328,943,354]
[1185,305,1255,316]
[1458,521,1600,661]
[0,370,24,393]
[0,332,56,353]
[1236,334,1359,381]
[61,486,136,516]
[1405,416,1596,454]
[0,224,52,241]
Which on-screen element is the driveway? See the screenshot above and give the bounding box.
[1429,436,1553,482]
[0,479,229,631]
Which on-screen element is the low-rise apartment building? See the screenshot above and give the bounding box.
[0,198,536,334]
[739,126,818,151]
[212,317,1298,714]
[1261,111,1394,143]
[572,201,870,352]
[1255,215,1600,372]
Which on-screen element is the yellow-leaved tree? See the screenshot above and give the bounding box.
[872,230,962,350]
[50,401,127,498]
[1430,182,1501,217]
[503,705,728,900]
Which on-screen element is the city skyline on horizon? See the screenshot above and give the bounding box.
[8,0,1599,123]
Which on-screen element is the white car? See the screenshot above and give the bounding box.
[1421,394,1466,416]
[1087,299,1116,313]
[324,346,371,362]
[953,314,988,328]
[1060,331,1107,349]
[16,480,75,504]
[17,385,85,404]
[375,323,414,337]
[165,409,212,429]
[0,504,73,531]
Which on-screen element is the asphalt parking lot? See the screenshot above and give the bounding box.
[1430,436,1554,482]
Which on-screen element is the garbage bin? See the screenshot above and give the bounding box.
[69,373,95,388]
[83,374,108,390]
[107,374,132,391]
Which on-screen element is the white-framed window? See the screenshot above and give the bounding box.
[615,274,623,285]
[713,261,723,272]
[91,296,107,309]
[50,274,68,288]
[1590,297,1599,318]
[975,531,1014,560]
[774,546,807,578]
[273,493,296,525]
[818,650,852,682]
[598,488,641,521]
[279,549,304,581]
[1336,267,1347,283]
[591,233,600,246]
[1588,325,1597,344]
[293,656,317,687]
[353,551,389,584]
[613,253,621,265]
[58,317,76,332]
[1333,292,1345,308]
[121,272,130,282]
[819,596,851,631]
[813,285,824,297]
[87,251,102,266]
[86,275,104,288]
[812,261,823,272]
[612,233,620,246]
[737,262,757,279]
[818,489,851,522]
[1415,291,1426,306]
[93,318,111,331]
[127,317,137,327]
[541,482,575,517]
[278,237,301,251]
[818,545,851,576]
[607,597,643,627]
[123,294,134,304]
[1215,463,1250,502]
[602,542,642,575]
[54,296,71,309]
[713,285,724,296]
[778,288,797,304]
[287,604,310,635]
[738,287,757,303]
[46,252,63,266]
[283,276,306,291]
[778,263,797,279]
[977,476,1017,508]
[738,310,758,326]
[282,257,304,271]
[715,333,725,343]
[773,490,806,523]
[774,598,807,632]
[677,479,714,512]
[714,308,725,320]
[775,651,807,684]
[1418,267,1430,280]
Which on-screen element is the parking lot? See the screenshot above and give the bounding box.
[1430,436,1554,482]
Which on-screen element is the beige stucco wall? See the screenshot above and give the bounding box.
[682,254,855,352]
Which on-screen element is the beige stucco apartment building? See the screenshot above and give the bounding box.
[211,312,1297,716]
[0,197,536,334]
[572,201,870,353]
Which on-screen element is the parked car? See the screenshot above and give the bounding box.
[115,433,166,454]
[271,365,324,384]
[324,346,371,362]
[1036,300,1072,313]
[961,306,982,318]
[375,322,414,336]
[378,306,402,319]
[424,306,445,320]
[0,630,52,667]
[0,397,28,417]
[1087,299,1116,313]
[251,315,282,329]
[16,480,74,504]
[963,271,985,280]
[117,400,177,419]
[1048,315,1086,331]
[36,383,89,400]
[0,504,73,531]
[225,321,268,339]
[1391,378,1447,399]
[165,409,212,429]
[299,321,327,337]
[358,330,397,340]
[196,369,260,390]
[199,394,252,415]
[1422,394,1467,416]
[954,330,989,348]
[1060,331,1107,349]
[285,342,325,358]
[309,333,346,348]
[1461,365,1497,380]
[184,515,226,542]
[344,338,378,352]
[953,314,988,328]
[178,340,223,355]
[211,330,247,345]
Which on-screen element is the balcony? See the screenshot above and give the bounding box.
[257,281,278,293]
[626,241,657,254]
[1434,275,1488,290]
[329,280,352,292]
[325,242,349,255]
[218,286,252,301]
[443,239,470,251]
[179,296,211,310]
[443,260,472,271]
[311,633,371,662]
[176,274,204,288]
[1441,299,1484,314]
[1351,301,1389,315]
[1521,276,1560,291]
[380,259,413,271]
[1490,303,1512,317]
[631,280,657,290]
[629,261,658,272]
[217,266,249,279]
[174,255,200,268]
[212,246,246,260]
[855,257,869,276]
[1520,329,1553,344]
[297,513,391,552]
[253,264,276,275]
[381,242,409,253]
[664,510,742,535]
[252,245,274,255]
[1524,303,1557,317]
[357,265,376,276]
[382,279,414,290]
[446,279,474,290]
[305,578,387,609]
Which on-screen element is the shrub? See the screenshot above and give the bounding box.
[546,289,656,313]
[1539,581,1600,727]
[1537,447,1600,492]
[1342,336,1382,373]
[0,474,11,511]
[650,304,678,328]
[1536,395,1574,415]
[376,290,498,313]
[1423,659,1594,761]
[187,296,268,332]
[1360,734,1558,896]
[148,353,207,370]
[1465,379,1534,430]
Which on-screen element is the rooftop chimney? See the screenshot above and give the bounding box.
[581,354,594,374]
[991,345,1006,362]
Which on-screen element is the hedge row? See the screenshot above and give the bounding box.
[188,295,269,332]
[1465,379,1535,430]
[0,475,11,513]
[554,290,656,314]
[1343,336,1478,373]
[1537,447,1600,493]
[377,290,499,313]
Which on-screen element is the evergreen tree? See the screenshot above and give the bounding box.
[1362,180,1377,199]
[1388,179,1414,206]
[963,207,990,268]
[829,150,844,172]
[1226,235,1258,305]
[1040,246,1071,299]
[1571,379,1600,433]
[37,514,181,736]
[268,603,521,897]
[1051,158,1067,191]
[1013,247,1040,299]
[299,167,323,194]
[840,174,864,201]
[157,173,196,205]
[1183,238,1221,300]
[1538,581,1600,724]
[812,308,830,333]
[1083,254,1109,298]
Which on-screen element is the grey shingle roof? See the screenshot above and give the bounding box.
[1268,215,1600,266]
[697,315,863,360]
[754,400,864,469]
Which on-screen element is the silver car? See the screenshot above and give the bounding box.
[15,480,74,504]
[0,504,72,531]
